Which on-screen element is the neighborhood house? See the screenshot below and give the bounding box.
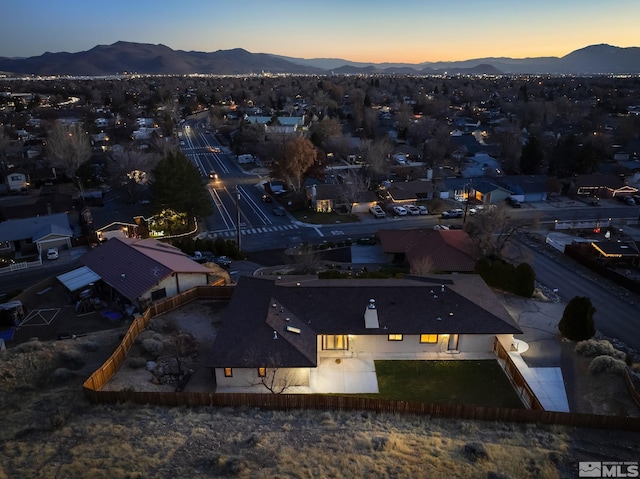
[208,275,522,394]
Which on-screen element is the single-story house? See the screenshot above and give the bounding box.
[377,228,480,273]
[495,175,552,203]
[571,174,638,199]
[208,275,522,393]
[386,180,434,203]
[591,241,640,268]
[0,212,73,259]
[305,184,378,213]
[81,237,216,311]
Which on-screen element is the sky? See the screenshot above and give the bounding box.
[2,0,639,63]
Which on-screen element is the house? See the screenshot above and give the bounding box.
[377,228,480,273]
[208,275,522,393]
[571,174,638,199]
[494,175,552,203]
[0,212,73,259]
[306,184,378,213]
[385,180,434,203]
[80,237,216,311]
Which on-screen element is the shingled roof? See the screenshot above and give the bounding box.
[378,228,480,272]
[209,275,521,368]
[81,237,210,301]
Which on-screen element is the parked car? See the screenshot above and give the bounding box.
[46,247,59,260]
[405,205,420,215]
[617,195,636,206]
[441,209,463,219]
[417,205,429,215]
[392,206,408,216]
[272,207,286,216]
[261,194,272,203]
[213,256,232,268]
[506,197,521,208]
[369,205,386,218]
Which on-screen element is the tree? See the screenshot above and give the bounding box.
[519,135,544,175]
[513,263,536,297]
[148,151,212,222]
[46,120,92,191]
[270,136,317,193]
[361,137,393,178]
[108,147,159,202]
[558,296,596,341]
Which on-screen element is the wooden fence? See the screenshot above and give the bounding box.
[624,369,640,409]
[493,337,545,410]
[83,285,233,391]
[83,285,640,432]
[81,389,640,431]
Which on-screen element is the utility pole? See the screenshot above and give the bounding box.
[235,185,242,251]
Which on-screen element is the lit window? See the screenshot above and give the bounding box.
[258,367,266,378]
[388,334,403,341]
[420,334,439,344]
[224,368,232,377]
[322,335,349,350]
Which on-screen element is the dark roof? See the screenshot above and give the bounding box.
[387,180,433,201]
[209,275,521,368]
[81,237,210,301]
[496,175,552,195]
[0,212,72,241]
[378,228,480,272]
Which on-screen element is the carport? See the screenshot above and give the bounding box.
[57,266,102,294]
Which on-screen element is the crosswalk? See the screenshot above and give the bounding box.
[210,223,300,238]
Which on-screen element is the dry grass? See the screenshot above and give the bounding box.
[1,330,640,478]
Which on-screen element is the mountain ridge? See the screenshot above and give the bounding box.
[1,41,639,76]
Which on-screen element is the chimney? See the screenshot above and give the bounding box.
[364,298,379,329]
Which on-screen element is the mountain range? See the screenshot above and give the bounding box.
[1,41,639,76]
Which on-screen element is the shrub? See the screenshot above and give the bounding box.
[83,340,100,352]
[141,338,164,356]
[128,356,147,369]
[463,441,490,462]
[14,340,43,353]
[49,367,74,384]
[575,339,625,360]
[60,349,85,369]
[513,263,535,297]
[588,355,627,375]
[558,296,596,341]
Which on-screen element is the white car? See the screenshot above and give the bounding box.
[46,248,59,260]
[392,206,408,216]
[405,205,420,215]
[369,205,386,218]
[417,205,429,215]
[441,208,464,219]
[433,224,450,230]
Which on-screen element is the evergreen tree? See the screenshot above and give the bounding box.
[520,135,543,174]
[558,296,596,341]
[149,151,212,223]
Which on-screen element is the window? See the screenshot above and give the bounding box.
[322,335,348,350]
[224,368,233,377]
[420,334,439,344]
[388,334,403,341]
[150,288,167,301]
[258,367,266,378]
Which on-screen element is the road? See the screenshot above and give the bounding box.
[520,239,640,352]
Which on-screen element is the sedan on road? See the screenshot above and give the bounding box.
[441,209,464,219]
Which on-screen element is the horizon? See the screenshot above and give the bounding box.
[1,1,639,63]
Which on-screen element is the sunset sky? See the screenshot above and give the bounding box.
[2,0,638,63]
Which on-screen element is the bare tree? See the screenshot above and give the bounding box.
[463,205,540,259]
[244,351,304,394]
[361,137,393,178]
[108,147,159,202]
[410,255,436,275]
[270,136,317,192]
[336,168,367,213]
[46,120,91,191]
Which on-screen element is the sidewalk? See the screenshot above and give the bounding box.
[498,293,571,412]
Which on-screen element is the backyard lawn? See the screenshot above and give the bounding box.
[369,360,524,409]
